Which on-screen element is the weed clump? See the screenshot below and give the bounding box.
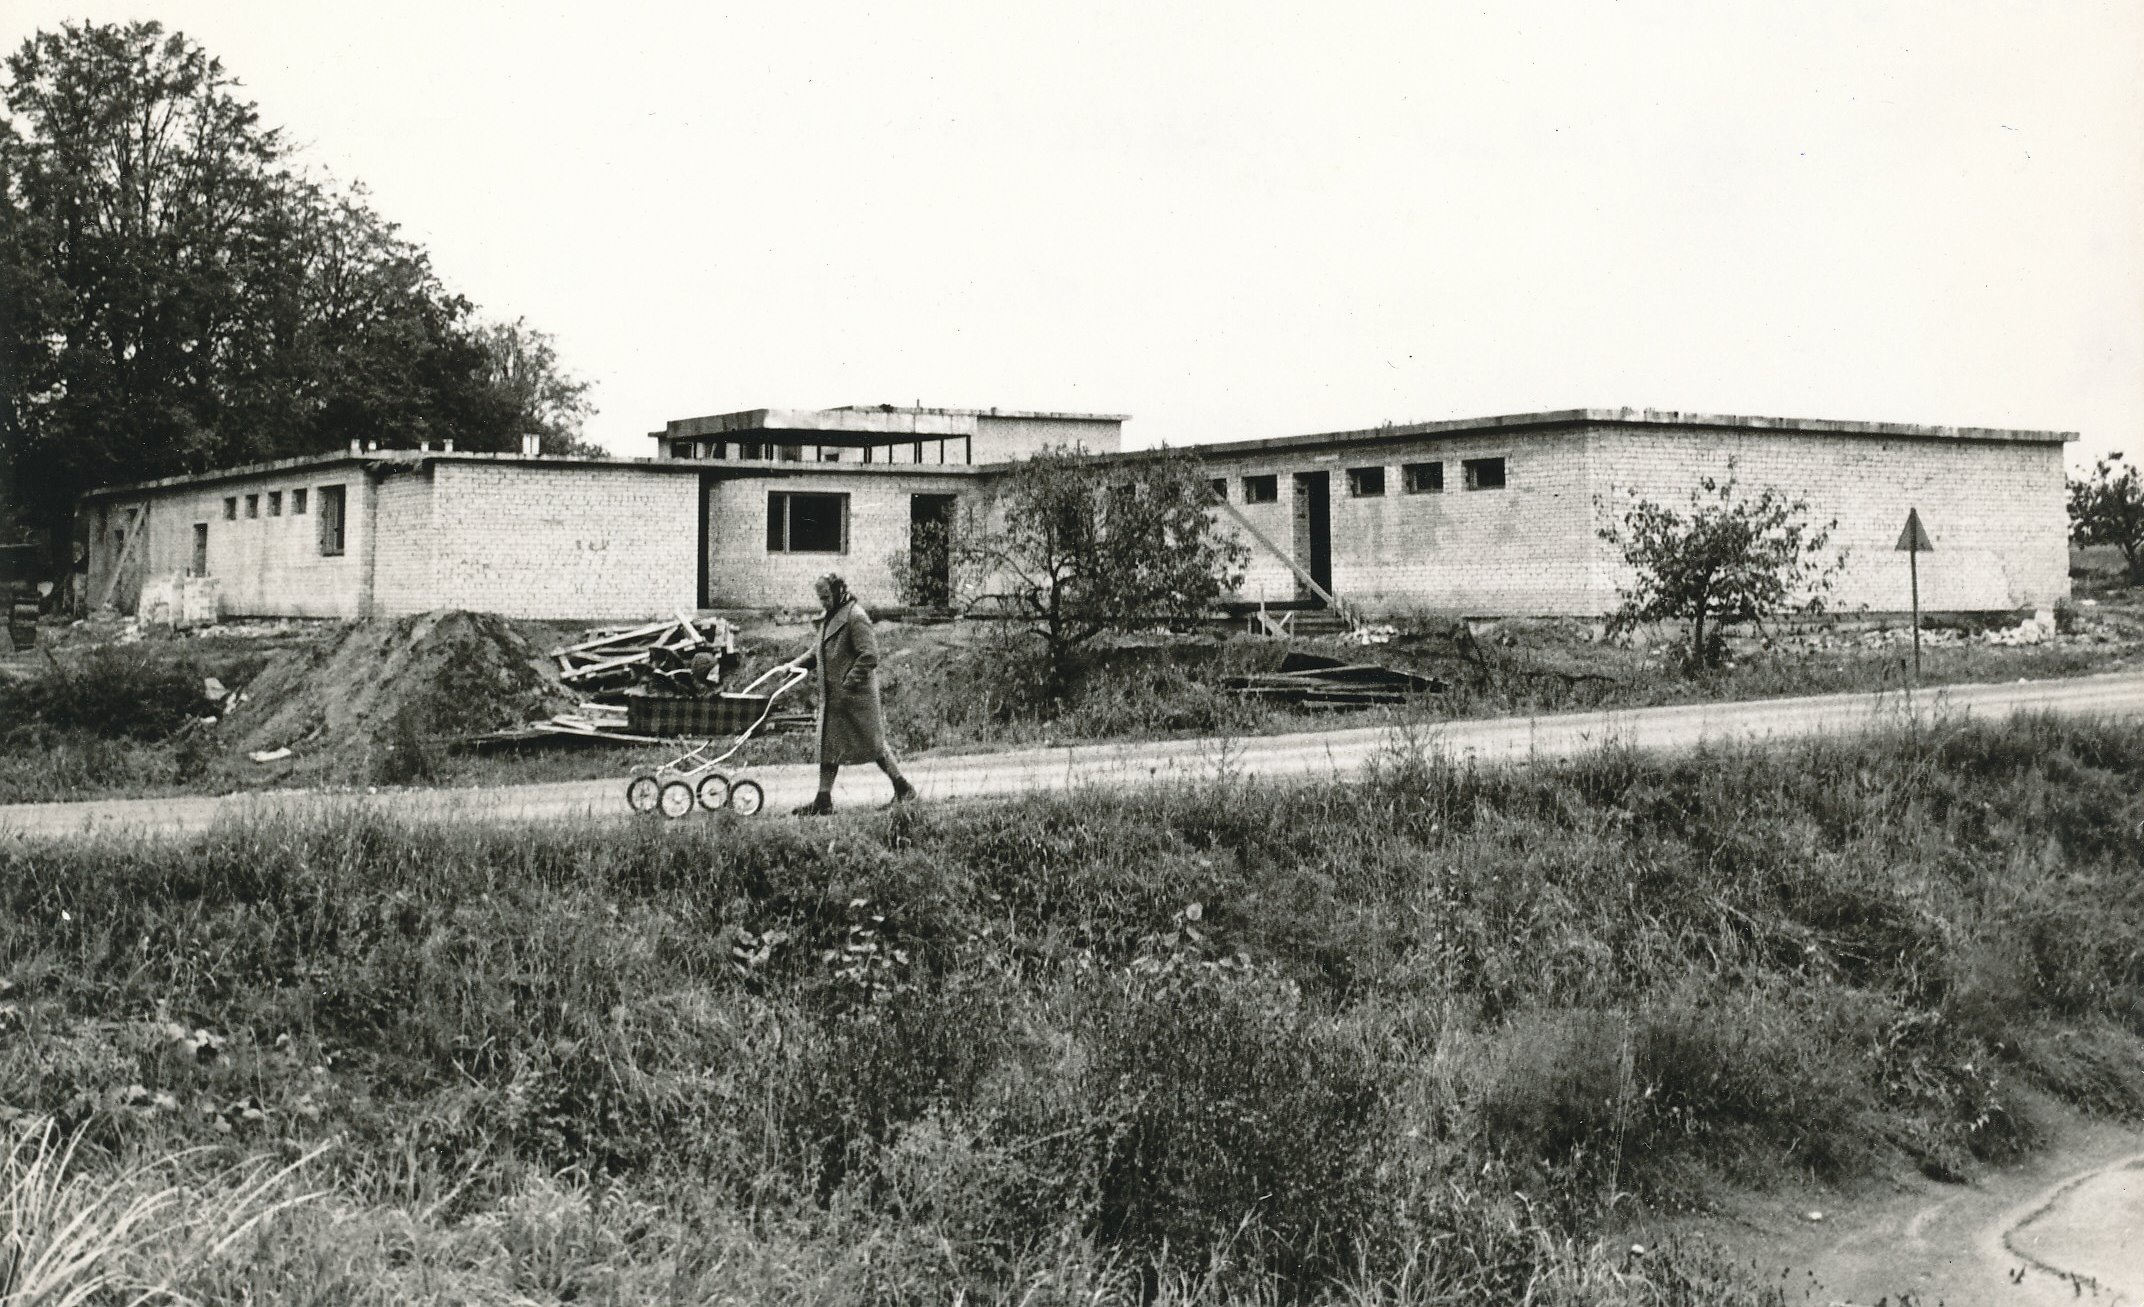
[0,646,205,745]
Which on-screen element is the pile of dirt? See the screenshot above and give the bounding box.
[216,610,575,788]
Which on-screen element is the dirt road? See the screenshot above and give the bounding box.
[1709,1114,2144,1306]
[6,670,2143,841]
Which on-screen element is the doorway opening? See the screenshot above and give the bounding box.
[1292,471,1331,602]
[909,494,957,609]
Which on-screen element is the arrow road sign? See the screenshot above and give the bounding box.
[1895,507,1933,553]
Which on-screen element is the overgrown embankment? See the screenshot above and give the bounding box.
[0,611,572,800]
[4,717,2143,1303]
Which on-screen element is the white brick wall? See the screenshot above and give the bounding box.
[1204,431,1596,614]
[1586,426,2068,614]
[704,471,976,608]
[1194,422,2067,616]
[81,417,2071,624]
[370,463,701,620]
[85,467,372,618]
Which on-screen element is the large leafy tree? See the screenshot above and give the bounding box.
[472,317,600,456]
[0,21,597,571]
[1598,469,1845,670]
[2068,452,2144,587]
[928,444,1249,694]
[2,21,283,537]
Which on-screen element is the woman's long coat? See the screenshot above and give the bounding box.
[798,599,890,766]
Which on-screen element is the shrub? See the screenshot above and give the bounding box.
[0,646,204,745]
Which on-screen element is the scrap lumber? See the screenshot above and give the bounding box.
[1224,652,1443,708]
[549,612,737,688]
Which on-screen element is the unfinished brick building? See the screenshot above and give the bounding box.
[76,406,2072,622]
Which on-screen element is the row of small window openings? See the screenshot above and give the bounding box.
[673,438,971,465]
[213,486,346,556]
[224,489,307,519]
[1219,458,1505,504]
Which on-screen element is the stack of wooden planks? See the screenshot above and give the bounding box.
[550,612,737,690]
[1224,651,1444,709]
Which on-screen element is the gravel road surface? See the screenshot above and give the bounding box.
[7,670,2142,841]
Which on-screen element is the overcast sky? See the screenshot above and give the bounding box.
[9,1,2142,465]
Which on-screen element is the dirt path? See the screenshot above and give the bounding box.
[6,670,2144,841]
[1702,1115,2144,1305]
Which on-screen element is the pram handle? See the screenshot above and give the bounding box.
[736,661,812,698]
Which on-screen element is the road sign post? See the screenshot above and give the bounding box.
[1895,508,1933,679]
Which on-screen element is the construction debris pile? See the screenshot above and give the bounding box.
[554,613,739,693]
[1225,651,1444,709]
[476,613,807,747]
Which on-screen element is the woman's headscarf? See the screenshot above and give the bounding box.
[818,573,851,613]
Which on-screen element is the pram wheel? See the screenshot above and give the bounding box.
[658,780,696,819]
[696,773,731,811]
[626,774,660,814]
[728,779,765,816]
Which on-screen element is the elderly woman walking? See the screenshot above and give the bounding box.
[787,574,917,815]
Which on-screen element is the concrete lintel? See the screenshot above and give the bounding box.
[662,408,979,440]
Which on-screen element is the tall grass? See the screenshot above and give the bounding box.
[5,715,2143,1301]
[1,1121,325,1304]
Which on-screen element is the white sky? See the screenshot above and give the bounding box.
[9,1,2142,466]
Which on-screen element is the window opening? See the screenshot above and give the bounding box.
[267,491,282,516]
[1242,474,1278,504]
[1347,466,1386,497]
[223,497,238,521]
[292,488,308,514]
[1462,457,1507,491]
[766,491,848,553]
[245,494,259,519]
[1403,462,1444,494]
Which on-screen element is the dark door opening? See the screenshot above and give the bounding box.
[697,474,714,607]
[191,523,209,576]
[1292,471,1331,602]
[909,494,957,608]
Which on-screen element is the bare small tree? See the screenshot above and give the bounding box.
[902,444,1247,695]
[1598,469,1845,670]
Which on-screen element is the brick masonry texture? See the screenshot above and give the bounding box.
[85,469,371,618]
[1585,425,2068,614]
[1198,422,2067,615]
[77,412,2071,624]
[705,471,976,609]
[371,463,700,620]
[1206,430,1597,613]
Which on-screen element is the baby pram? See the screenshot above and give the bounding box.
[624,662,810,818]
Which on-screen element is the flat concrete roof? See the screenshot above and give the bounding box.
[81,407,2074,501]
[78,447,988,502]
[654,405,1130,441]
[1081,407,2077,465]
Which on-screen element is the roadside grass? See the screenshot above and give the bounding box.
[6,714,2143,1302]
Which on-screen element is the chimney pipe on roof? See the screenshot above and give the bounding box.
[443,438,454,452]
[349,439,361,454]
[520,433,541,457]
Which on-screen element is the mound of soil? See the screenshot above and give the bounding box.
[216,610,575,788]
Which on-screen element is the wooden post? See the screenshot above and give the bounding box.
[1895,507,1932,681]
[1909,539,1921,679]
